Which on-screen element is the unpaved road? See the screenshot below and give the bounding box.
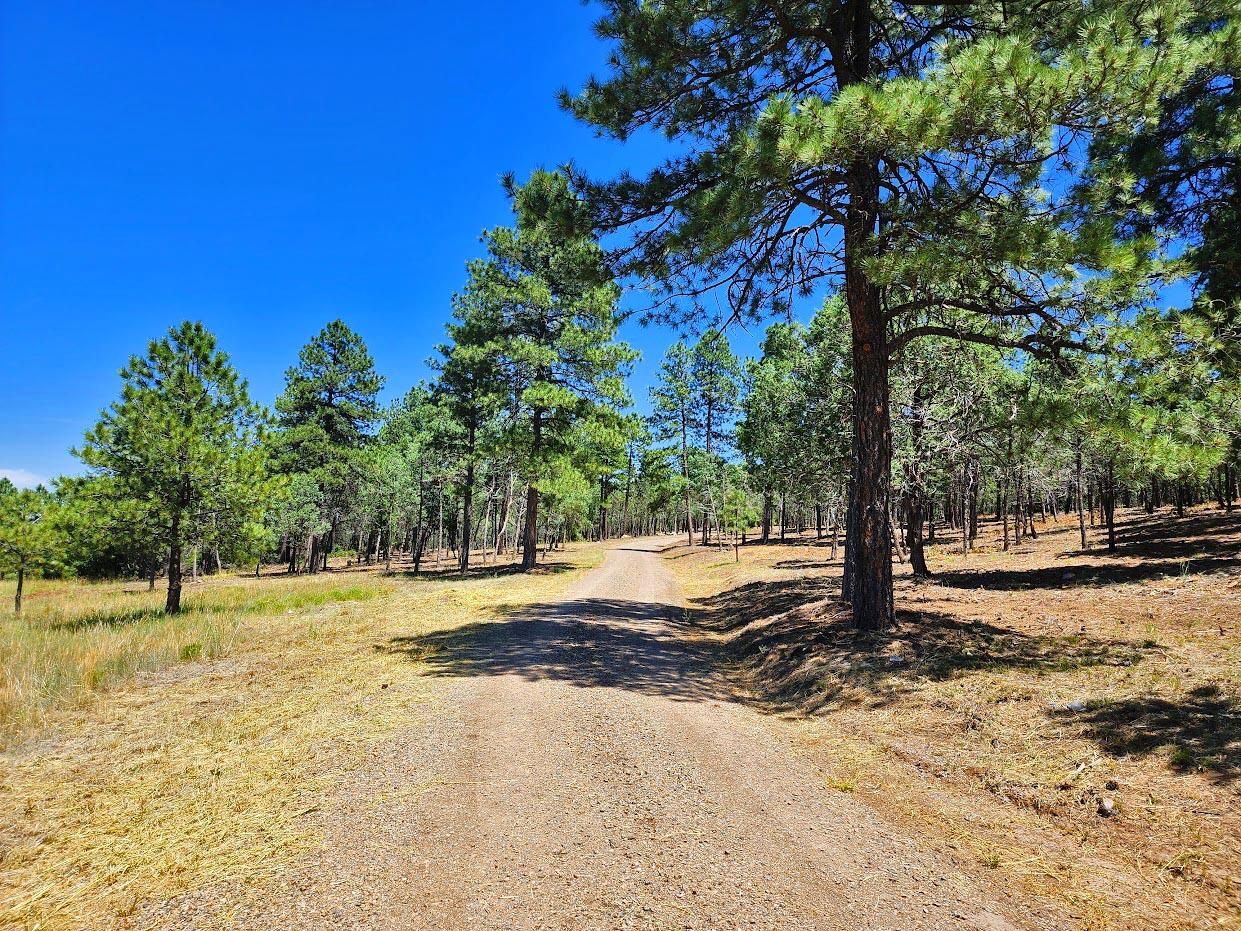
[158,539,1050,930]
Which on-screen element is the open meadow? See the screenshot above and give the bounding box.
[0,545,604,930]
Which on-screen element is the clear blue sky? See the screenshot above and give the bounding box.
[0,1,770,487]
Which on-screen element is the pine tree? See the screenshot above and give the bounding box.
[0,486,62,614]
[274,320,384,570]
[649,342,701,543]
[436,292,505,573]
[565,0,1214,628]
[460,170,637,569]
[76,322,268,612]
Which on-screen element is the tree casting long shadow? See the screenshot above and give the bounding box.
[379,571,1151,721]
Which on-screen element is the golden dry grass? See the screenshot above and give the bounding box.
[0,573,389,740]
[0,545,604,931]
[665,508,1241,931]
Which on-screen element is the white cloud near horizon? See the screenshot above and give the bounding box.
[0,468,50,490]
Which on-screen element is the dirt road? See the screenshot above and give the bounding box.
[160,539,1049,930]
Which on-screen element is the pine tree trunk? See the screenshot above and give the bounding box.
[522,409,543,570]
[1076,450,1087,550]
[680,409,694,545]
[460,433,475,575]
[904,491,929,578]
[14,562,24,615]
[1001,477,1010,551]
[968,462,979,543]
[844,280,894,628]
[835,1,893,630]
[166,509,184,614]
[1105,459,1118,552]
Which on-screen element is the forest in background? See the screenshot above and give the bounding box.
[1,0,1238,630]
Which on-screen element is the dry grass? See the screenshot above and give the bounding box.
[665,508,1241,931]
[0,573,389,740]
[0,545,604,930]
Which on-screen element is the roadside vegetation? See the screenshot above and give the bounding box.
[0,545,602,931]
[666,508,1239,931]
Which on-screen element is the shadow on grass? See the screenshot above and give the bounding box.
[931,557,1240,591]
[1051,685,1239,782]
[378,569,1146,719]
[928,510,1240,591]
[772,559,842,571]
[394,559,577,581]
[44,606,172,632]
[688,575,1145,712]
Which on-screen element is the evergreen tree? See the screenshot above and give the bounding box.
[691,330,741,458]
[649,341,701,543]
[461,169,637,569]
[274,320,384,570]
[76,322,268,613]
[436,292,505,573]
[0,486,62,614]
[566,0,1214,628]
[275,320,384,458]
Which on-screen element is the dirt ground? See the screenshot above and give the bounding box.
[141,538,1060,931]
[665,507,1240,931]
[6,510,1236,930]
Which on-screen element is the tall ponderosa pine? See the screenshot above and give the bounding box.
[436,293,505,573]
[567,1,1213,628]
[692,331,742,459]
[77,322,268,612]
[649,342,701,543]
[275,319,384,467]
[460,170,636,569]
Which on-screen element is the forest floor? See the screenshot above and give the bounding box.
[0,509,1235,930]
[666,506,1239,931]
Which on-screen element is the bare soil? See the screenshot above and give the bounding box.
[666,508,1240,931]
[145,538,1060,931]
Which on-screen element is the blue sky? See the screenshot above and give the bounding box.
[0,1,771,487]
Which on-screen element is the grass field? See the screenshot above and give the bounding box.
[664,507,1240,931]
[0,545,604,930]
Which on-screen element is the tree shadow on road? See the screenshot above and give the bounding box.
[379,596,740,705]
[379,570,1147,719]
